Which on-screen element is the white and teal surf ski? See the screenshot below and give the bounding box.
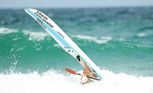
[25,8,103,80]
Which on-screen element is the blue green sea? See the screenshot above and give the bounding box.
[0,7,153,93]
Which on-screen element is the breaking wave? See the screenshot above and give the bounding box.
[72,34,112,44]
[23,31,48,41]
[0,27,112,44]
[0,69,153,93]
[0,27,17,34]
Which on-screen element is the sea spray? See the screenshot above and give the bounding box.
[0,70,153,93]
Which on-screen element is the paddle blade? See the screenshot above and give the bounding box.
[65,68,77,75]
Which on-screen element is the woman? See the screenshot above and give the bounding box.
[76,55,97,84]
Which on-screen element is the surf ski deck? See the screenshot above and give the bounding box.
[25,8,103,80]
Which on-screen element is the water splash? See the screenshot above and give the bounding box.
[0,70,153,93]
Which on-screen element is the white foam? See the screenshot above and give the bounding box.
[0,70,153,93]
[0,27,17,34]
[137,33,146,37]
[23,31,48,41]
[53,44,60,48]
[73,35,112,44]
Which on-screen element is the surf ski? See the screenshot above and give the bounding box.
[25,8,103,83]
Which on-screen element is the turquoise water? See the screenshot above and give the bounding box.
[0,7,153,93]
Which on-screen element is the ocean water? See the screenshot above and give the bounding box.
[0,7,153,93]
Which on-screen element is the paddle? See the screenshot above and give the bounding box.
[65,68,100,81]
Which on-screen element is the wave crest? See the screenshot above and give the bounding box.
[72,35,112,44]
[0,70,152,93]
[23,31,48,41]
[0,27,17,34]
